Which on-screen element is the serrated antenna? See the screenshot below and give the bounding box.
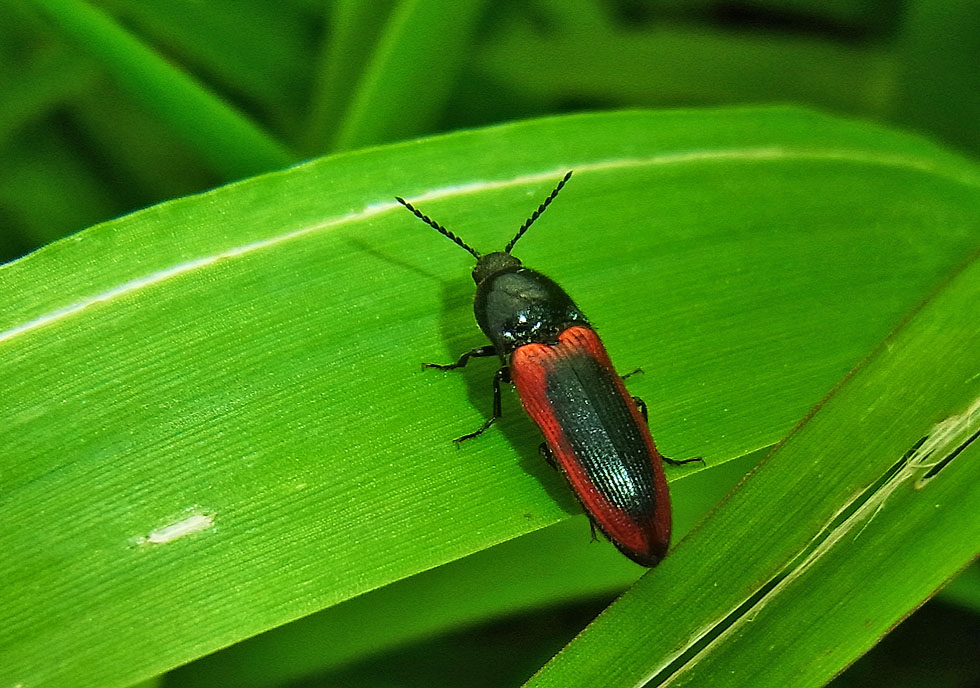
[395,196,481,259]
[504,171,573,254]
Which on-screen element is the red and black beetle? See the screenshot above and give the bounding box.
[396,172,697,567]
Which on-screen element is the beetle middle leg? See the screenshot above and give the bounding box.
[538,442,558,470]
[455,366,511,444]
[588,519,599,542]
[632,395,648,421]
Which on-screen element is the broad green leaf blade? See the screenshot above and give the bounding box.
[524,257,980,686]
[168,450,761,688]
[1,108,979,687]
[26,0,293,178]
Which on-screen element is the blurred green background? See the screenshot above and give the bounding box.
[1,1,978,686]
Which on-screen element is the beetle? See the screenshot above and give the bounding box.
[395,171,697,567]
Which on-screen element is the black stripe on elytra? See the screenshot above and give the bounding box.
[543,348,659,521]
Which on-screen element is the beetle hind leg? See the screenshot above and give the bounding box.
[588,519,599,542]
[662,455,705,467]
[632,395,705,467]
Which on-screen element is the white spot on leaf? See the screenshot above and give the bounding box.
[137,513,214,545]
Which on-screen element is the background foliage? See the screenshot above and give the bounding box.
[1,1,978,687]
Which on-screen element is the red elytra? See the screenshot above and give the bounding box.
[512,325,671,566]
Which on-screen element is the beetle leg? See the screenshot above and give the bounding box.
[632,395,648,422]
[633,395,705,467]
[588,519,599,542]
[621,367,644,381]
[424,345,496,371]
[455,366,510,444]
[538,442,558,470]
[662,455,705,467]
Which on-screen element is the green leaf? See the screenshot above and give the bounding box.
[893,1,980,154]
[525,251,980,687]
[940,562,980,612]
[303,0,397,152]
[25,0,294,178]
[95,0,314,120]
[331,0,488,151]
[478,8,893,115]
[1,108,978,687]
[167,449,762,688]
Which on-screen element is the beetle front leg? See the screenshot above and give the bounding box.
[424,345,496,371]
[455,366,510,444]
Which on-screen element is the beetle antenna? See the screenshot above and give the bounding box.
[504,171,573,254]
[395,196,481,259]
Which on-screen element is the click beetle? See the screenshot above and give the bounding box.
[396,172,697,567]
